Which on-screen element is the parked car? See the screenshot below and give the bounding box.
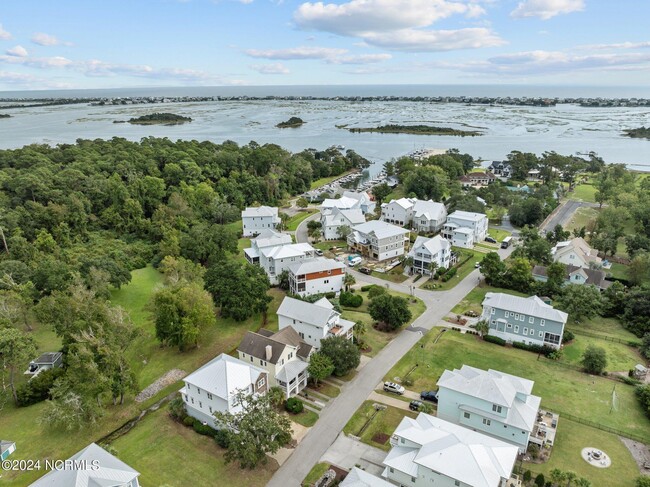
[420,390,438,403]
[348,256,363,267]
[315,249,324,256]
[409,400,424,411]
[485,236,497,243]
[359,267,372,275]
[383,382,405,395]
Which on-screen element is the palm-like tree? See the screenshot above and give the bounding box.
[565,471,577,487]
[344,273,356,292]
[574,478,591,487]
[550,468,566,487]
[475,320,489,337]
[427,261,438,276]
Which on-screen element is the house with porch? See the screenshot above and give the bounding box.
[383,412,519,487]
[488,161,513,181]
[380,198,447,233]
[552,237,603,270]
[288,257,346,297]
[459,171,497,188]
[481,292,568,349]
[348,220,410,262]
[238,326,312,398]
[441,210,488,249]
[436,365,542,453]
[408,235,453,275]
[180,354,268,428]
[321,207,365,240]
[277,296,354,349]
[532,264,612,291]
[29,443,140,487]
[241,206,281,237]
[342,190,375,214]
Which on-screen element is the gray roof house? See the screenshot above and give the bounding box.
[341,467,394,487]
[29,443,140,487]
[348,220,410,262]
[481,292,568,349]
[408,235,453,275]
[437,365,542,453]
[25,352,63,376]
[532,264,612,291]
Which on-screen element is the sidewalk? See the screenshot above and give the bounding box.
[367,391,411,411]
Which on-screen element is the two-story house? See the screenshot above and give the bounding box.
[383,413,519,487]
[245,229,316,285]
[342,190,375,214]
[441,210,488,249]
[241,206,281,237]
[180,353,268,428]
[487,161,513,181]
[347,220,410,261]
[408,235,453,275]
[288,257,346,297]
[481,292,568,349]
[532,264,612,291]
[436,365,542,453]
[459,171,497,188]
[277,296,354,349]
[552,237,602,270]
[29,443,141,487]
[320,195,361,213]
[321,207,365,241]
[238,326,312,398]
[380,198,447,233]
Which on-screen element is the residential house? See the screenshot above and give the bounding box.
[341,467,394,487]
[532,264,612,291]
[348,220,410,261]
[0,440,15,461]
[321,207,365,241]
[29,443,140,487]
[380,198,447,233]
[383,413,519,487]
[277,296,354,349]
[24,352,63,376]
[245,229,316,285]
[459,171,497,188]
[180,353,268,427]
[408,235,453,275]
[442,211,488,249]
[320,196,361,213]
[288,257,346,297]
[481,292,568,349]
[552,237,603,270]
[526,169,542,182]
[238,326,312,397]
[241,206,281,237]
[342,190,376,214]
[488,161,513,181]
[437,365,542,453]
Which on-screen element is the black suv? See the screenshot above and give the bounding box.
[358,267,372,275]
[420,390,438,403]
[409,400,424,411]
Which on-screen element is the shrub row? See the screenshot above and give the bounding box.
[483,335,506,346]
[512,341,556,357]
[340,291,363,307]
[440,267,457,282]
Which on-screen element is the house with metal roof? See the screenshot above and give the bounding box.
[441,211,488,249]
[180,354,268,427]
[238,326,312,397]
[320,196,361,213]
[321,207,366,241]
[29,443,140,487]
[24,352,63,377]
[383,412,519,487]
[241,206,281,237]
[340,467,394,487]
[481,292,568,349]
[347,220,410,262]
[288,257,345,297]
[342,191,375,214]
[277,296,354,349]
[380,198,447,233]
[408,235,453,275]
[532,264,612,291]
[437,365,542,453]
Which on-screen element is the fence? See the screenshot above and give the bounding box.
[537,355,628,384]
[569,328,640,347]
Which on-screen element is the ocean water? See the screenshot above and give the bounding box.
[0,85,649,172]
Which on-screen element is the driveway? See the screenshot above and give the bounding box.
[320,433,387,471]
[540,199,599,233]
[295,212,321,244]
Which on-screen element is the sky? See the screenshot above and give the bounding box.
[0,0,649,90]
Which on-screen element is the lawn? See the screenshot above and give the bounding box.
[110,406,277,487]
[384,331,650,440]
[111,265,164,329]
[487,228,511,243]
[290,409,319,427]
[608,262,628,281]
[343,401,417,451]
[286,209,318,231]
[560,335,642,372]
[451,285,526,315]
[568,316,642,345]
[302,463,330,487]
[309,381,340,398]
[371,264,409,283]
[236,237,251,263]
[421,249,481,291]
[523,419,640,487]
[564,206,599,234]
[341,309,399,358]
[568,183,597,203]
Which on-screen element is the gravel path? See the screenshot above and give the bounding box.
[135,369,186,403]
[620,437,650,475]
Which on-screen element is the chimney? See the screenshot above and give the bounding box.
[265,345,272,362]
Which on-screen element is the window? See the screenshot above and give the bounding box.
[187,384,191,390]
[491,320,496,325]
[524,327,528,335]
[483,418,491,426]
[209,406,212,413]
[507,323,512,328]
[514,313,519,320]
[539,331,543,337]
[197,389,200,395]
[390,468,394,473]
[492,404,502,413]
[520,314,525,322]
[199,401,202,408]
[207,393,212,400]
[250,356,253,363]
[540,319,545,326]
[191,398,194,404]
[530,328,535,336]
[490,308,495,315]
[505,311,509,318]
[514,325,519,333]
[455,482,460,487]
[529,316,534,324]
[411,477,416,483]
[463,412,470,419]
[184,394,188,401]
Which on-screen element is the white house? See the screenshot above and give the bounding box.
[180,353,268,428]
[29,443,140,487]
[320,196,360,213]
[341,467,394,487]
[238,326,312,397]
[552,237,602,270]
[408,235,453,275]
[532,264,612,291]
[288,257,346,297]
[380,198,447,233]
[481,292,568,349]
[245,229,316,285]
[383,413,519,487]
[437,365,542,453]
[241,206,281,237]
[342,190,375,214]
[347,220,410,261]
[321,207,365,241]
[277,296,354,349]
[442,210,488,249]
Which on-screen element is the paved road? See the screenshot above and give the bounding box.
[295,212,321,244]
[267,247,513,487]
[541,199,599,234]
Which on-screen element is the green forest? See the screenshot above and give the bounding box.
[276,116,304,128]
[347,124,482,136]
[125,113,192,125]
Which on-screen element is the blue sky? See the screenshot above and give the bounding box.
[0,0,649,90]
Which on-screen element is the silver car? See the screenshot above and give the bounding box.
[383,382,405,395]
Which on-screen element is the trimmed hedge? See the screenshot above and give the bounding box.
[440,267,457,282]
[340,291,363,308]
[183,415,195,426]
[193,419,218,437]
[285,397,304,414]
[512,341,555,357]
[360,285,374,292]
[562,330,575,343]
[483,335,506,346]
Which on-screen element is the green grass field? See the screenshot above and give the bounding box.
[487,228,511,243]
[568,183,598,203]
[290,409,319,427]
[343,401,417,451]
[569,316,642,345]
[384,331,650,440]
[371,264,409,283]
[422,249,481,291]
[286,209,318,231]
[302,463,330,487]
[560,335,642,372]
[451,285,526,315]
[564,206,599,234]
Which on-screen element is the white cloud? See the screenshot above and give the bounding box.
[31,32,73,46]
[327,53,392,64]
[362,27,505,52]
[6,45,28,57]
[581,41,650,50]
[511,0,584,20]
[250,63,290,74]
[0,23,12,40]
[0,54,74,68]
[244,46,347,60]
